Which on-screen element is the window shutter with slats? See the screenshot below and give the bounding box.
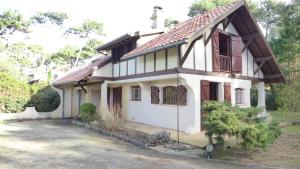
[224,82,231,102]
[212,31,220,72]
[176,85,187,105]
[201,80,210,103]
[231,36,242,73]
[151,86,160,104]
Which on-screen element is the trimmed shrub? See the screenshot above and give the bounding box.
[0,72,31,113]
[80,103,96,122]
[250,87,258,107]
[27,84,60,112]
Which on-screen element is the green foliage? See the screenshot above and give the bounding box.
[27,83,60,112]
[0,10,30,36]
[80,103,97,122]
[51,45,78,67]
[0,73,60,113]
[188,0,235,17]
[31,11,69,25]
[65,19,104,38]
[202,101,281,151]
[274,82,300,113]
[0,72,31,113]
[265,90,277,110]
[250,87,258,107]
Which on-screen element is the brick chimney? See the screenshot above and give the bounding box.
[150,6,164,30]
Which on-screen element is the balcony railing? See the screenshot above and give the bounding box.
[220,54,231,72]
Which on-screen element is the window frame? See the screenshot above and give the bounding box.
[163,86,177,105]
[235,88,244,105]
[130,86,141,101]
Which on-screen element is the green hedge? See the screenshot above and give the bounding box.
[0,72,60,113]
[0,72,31,113]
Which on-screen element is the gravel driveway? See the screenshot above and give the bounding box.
[0,120,268,169]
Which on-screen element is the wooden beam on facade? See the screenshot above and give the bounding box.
[264,74,282,79]
[204,23,220,45]
[254,60,267,75]
[79,83,87,93]
[242,38,253,52]
[180,35,202,66]
[242,32,260,40]
[223,13,237,30]
[254,56,273,62]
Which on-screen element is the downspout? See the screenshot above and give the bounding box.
[176,45,181,144]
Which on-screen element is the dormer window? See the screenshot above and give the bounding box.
[112,41,136,62]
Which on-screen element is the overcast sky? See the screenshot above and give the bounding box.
[0,0,194,52]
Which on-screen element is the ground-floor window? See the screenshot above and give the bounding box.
[163,86,177,104]
[131,86,141,101]
[162,85,187,105]
[235,88,244,104]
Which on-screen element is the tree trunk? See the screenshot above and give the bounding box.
[74,47,83,68]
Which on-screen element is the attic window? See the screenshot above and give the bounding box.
[219,33,230,56]
[112,41,136,62]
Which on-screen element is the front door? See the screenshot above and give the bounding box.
[200,80,219,130]
[112,87,122,117]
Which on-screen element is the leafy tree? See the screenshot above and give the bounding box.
[0,10,30,36]
[188,0,235,17]
[80,39,102,58]
[31,11,69,25]
[164,18,179,29]
[51,45,78,68]
[252,0,286,40]
[64,20,104,67]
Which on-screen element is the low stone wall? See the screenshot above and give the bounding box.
[0,107,51,121]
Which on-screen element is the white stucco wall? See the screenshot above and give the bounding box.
[121,79,198,134]
[146,53,154,72]
[92,63,112,77]
[128,59,135,75]
[156,50,166,71]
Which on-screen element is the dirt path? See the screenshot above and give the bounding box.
[0,120,269,169]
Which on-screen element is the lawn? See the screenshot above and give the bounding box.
[213,111,300,169]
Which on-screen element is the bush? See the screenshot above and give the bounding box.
[0,72,31,113]
[202,101,281,151]
[0,72,61,113]
[80,103,96,122]
[27,83,60,112]
[250,87,258,107]
[266,90,277,111]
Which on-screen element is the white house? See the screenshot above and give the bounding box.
[53,0,285,134]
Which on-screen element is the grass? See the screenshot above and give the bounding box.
[269,111,300,123]
[212,111,300,168]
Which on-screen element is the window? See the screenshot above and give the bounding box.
[235,88,244,104]
[131,86,141,101]
[219,33,230,56]
[112,41,136,62]
[163,86,177,104]
[162,85,187,105]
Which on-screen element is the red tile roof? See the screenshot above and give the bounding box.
[122,0,242,59]
[53,56,111,85]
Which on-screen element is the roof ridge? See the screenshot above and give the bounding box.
[122,0,243,59]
